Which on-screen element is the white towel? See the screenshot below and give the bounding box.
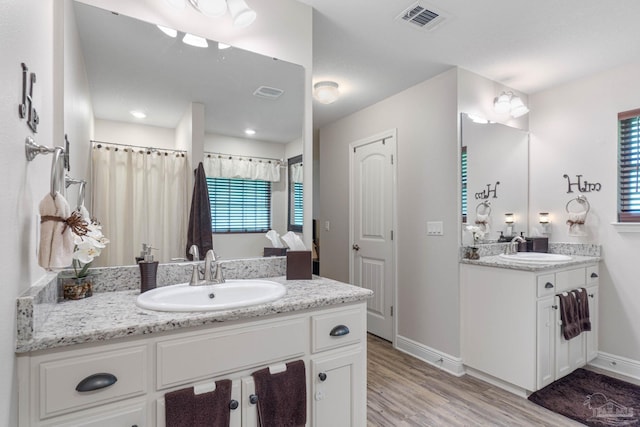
[38,192,75,270]
[567,210,587,236]
[475,213,491,236]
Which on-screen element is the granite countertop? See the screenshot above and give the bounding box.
[460,254,600,272]
[16,276,372,353]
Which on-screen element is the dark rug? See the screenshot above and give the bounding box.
[528,369,640,426]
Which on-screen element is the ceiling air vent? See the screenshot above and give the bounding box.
[396,2,448,31]
[253,86,284,100]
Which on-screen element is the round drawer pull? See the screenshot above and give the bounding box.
[229,399,239,410]
[318,372,327,382]
[329,324,350,337]
[75,373,117,392]
[544,282,554,289]
[249,394,259,405]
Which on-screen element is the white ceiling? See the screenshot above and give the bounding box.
[305,0,640,129]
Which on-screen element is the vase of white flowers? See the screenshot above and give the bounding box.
[464,225,485,260]
[61,212,109,300]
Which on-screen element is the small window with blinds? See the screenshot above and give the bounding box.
[207,177,271,233]
[461,146,468,222]
[618,108,640,222]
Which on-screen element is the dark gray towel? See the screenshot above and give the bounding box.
[558,292,581,340]
[186,162,213,260]
[252,360,306,427]
[164,380,232,427]
[574,288,592,332]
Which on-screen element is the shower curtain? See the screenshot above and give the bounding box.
[91,144,189,266]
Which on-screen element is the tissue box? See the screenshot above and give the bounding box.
[286,251,312,280]
[526,237,549,253]
[264,247,287,257]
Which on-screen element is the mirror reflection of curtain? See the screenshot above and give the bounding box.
[290,163,303,184]
[91,144,189,266]
[203,155,281,182]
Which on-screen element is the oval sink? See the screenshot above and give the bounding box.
[498,252,572,263]
[136,279,286,312]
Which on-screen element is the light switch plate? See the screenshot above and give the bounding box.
[427,221,444,236]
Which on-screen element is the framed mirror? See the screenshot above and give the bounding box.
[288,155,303,232]
[68,1,305,264]
[461,113,529,243]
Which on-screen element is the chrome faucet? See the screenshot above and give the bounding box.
[189,249,225,286]
[505,235,527,255]
[189,244,200,261]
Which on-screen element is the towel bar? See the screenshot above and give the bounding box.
[25,136,66,198]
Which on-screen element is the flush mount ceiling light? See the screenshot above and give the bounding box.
[244,128,256,136]
[130,110,147,119]
[165,0,256,27]
[313,81,340,105]
[493,91,529,118]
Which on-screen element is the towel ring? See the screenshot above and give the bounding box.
[65,175,87,209]
[50,147,65,198]
[566,195,590,214]
[475,200,491,216]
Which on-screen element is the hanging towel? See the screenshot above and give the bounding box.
[558,292,581,340]
[165,380,232,427]
[38,192,76,270]
[574,288,592,332]
[186,162,213,260]
[475,213,491,235]
[567,210,587,236]
[252,360,306,427]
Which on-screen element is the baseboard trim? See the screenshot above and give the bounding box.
[464,367,529,398]
[395,335,465,377]
[588,352,640,384]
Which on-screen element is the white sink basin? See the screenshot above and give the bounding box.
[136,279,287,312]
[498,252,572,263]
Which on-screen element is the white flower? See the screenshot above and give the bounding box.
[465,225,486,242]
[73,239,102,264]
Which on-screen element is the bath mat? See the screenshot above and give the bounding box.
[528,368,640,426]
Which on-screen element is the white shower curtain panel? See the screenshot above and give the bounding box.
[92,145,189,266]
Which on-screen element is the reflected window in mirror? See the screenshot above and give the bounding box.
[207,178,271,233]
[288,155,303,232]
[461,146,468,223]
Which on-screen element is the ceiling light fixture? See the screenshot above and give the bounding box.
[244,128,256,136]
[313,81,340,105]
[130,110,147,119]
[165,0,256,27]
[493,91,529,118]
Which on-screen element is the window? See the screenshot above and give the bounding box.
[207,177,271,233]
[618,108,640,222]
[288,155,303,232]
[461,146,468,223]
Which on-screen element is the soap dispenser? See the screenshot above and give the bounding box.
[136,243,150,263]
[139,246,158,293]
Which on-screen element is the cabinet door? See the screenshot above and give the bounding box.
[311,348,365,427]
[241,377,258,427]
[536,297,556,389]
[555,296,586,380]
[585,286,599,362]
[156,379,242,427]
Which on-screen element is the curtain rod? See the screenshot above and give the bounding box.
[91,140,188,154]
[204,151,284,163]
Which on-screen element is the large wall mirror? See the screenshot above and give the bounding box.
[67,2,304,265]
[461,113,529,243]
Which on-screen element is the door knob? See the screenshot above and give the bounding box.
[352,244,360,251]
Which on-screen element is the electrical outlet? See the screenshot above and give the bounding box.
[426,221,444,236]
[324,221,330,231]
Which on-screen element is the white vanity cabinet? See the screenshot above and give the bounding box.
[17,302,367,426]
[461,262,599,394]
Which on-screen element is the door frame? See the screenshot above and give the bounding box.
[348,128,398,345]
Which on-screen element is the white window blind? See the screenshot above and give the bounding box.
[619,108,640,222]
[207,177,271,233]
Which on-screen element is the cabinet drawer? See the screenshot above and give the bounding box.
[312,307,363,353]
[39,346,147,419]
[537,274,556,298]
[586,265,599,286]
[555,267,586,292]
[40,400,147,427]
[157,317,307,389]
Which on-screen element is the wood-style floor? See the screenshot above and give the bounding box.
[367,334,583,426]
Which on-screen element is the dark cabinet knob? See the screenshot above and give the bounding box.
[249,394,259,404]
[591,272,599,278]
[544,282,554,289]
[330,324,350,337]
[589,293,595,298]
[318,372,327,382]
[75,373,117,392]
[229,399,239,410]
[552,305,558,310]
